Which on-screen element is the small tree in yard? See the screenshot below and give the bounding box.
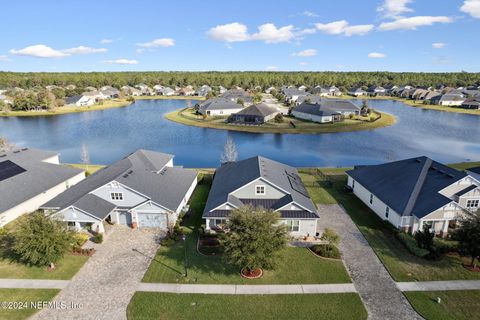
[223,206,287,275]
[453,211,480,269]
[414,225,435,252]
[80,143,90,173]
[12,212,74,268]
[220,136,238,163]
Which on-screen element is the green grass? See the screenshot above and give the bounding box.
[142,180,351,284]
[0,99,132,117]
[405,290,480,320]
[165,107,396,134]
[299,168,480,282]
[66,163,105,176]
[448,161,480,171]
[127,292,367,320]
[0,289,59,320]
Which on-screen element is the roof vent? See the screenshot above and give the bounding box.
[128,170,133,174]
[13,150,20,153]
[21,148,28,151]
[0,154,6,158]
[123,174,129,178]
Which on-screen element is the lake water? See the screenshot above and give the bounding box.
[0,99,479,167]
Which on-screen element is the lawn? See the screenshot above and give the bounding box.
[165,107,396,134]
[299,168,480,282]
[0,289,59,320]
[66,163,105,176]
[142,178,351,284]
[405,290,480,320]
[127,292,367,320]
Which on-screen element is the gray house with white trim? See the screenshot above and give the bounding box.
[42,150,197,233]
[203,156,319,237]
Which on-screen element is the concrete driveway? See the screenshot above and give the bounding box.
[317,204,423,320]
[31,226,161,320]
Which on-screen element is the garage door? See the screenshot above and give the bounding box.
[118,212,132,226]
[137,212,167,229]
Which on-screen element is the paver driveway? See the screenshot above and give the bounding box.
[32,226,161,320]
[317,204,423,320]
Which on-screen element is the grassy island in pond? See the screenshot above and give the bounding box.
[165,107,396,134]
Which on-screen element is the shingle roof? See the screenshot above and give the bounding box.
[346,156,467,219]
[293,100,359,117]
[42,150,196,217]
[0,148,84,215]
[198,98,243,112]
[467,166,480,175]
[203,156,317,217]
[233,103,279,117]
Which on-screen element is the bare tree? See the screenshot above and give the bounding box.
[0,137,13,153]
[221,136,238,163]
[80,143,90,172]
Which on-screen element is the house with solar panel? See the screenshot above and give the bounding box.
[0,148,85,226]
[41,150,197,234]
[346,157,480,237]
[202,156,319,237]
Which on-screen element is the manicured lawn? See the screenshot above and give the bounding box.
[127,292,367,320]
[0,289,59,320]
[66,163,105,176]
[165,107,396,134]
[299,168,480,282]
[405,290,480,320]
[142,179,351,284]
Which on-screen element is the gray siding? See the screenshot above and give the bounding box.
[231,178,286,199]
[91,182,147,208]
[55,207,100,222]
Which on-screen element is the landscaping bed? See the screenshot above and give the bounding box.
[127,292,367,320]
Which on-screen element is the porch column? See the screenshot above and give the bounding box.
[205,219,211,230]
[441,220,449,238]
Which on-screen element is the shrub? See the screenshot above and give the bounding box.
[414,226,434,251]
[126,96,135,102]
[274,113,283,123]
[433,238,458,255]
[396,232,430,258]
[72,233,90,247]
[93,233,103,244]
[160,238,176,247]
[311,244,341,259]
[320,228,340,245]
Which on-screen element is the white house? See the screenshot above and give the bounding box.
[292,100,360,123]
[346,157,480,237]
[65,95,95,107]
[0,148,85,226]
[196,98,244,116]
[41,150,197,234]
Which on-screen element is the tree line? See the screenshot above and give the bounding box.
[1,71,479,91]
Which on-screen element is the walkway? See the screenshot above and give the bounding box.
[0,279,69,289]
[317,204,423,320]
[397,280,480,292]
[137,283,356,294]
[31,227,161,320]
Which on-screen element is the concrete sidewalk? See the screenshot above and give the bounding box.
[0,279,69,289]
[397,280,480,292]
[137,283,357,294]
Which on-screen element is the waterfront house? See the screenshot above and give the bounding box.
[41,150,197,233]
[367,86,387,96]
[65,95,95,107]
[0,148,85,226]
[348,88,368,97]
[228,103,281,124]
[291,100,360,123]
[157,86,175,96]
[202,156,319,237]
[197,98,244,116]
[346,157,480,237]
[461,97,480,109]
[178,86,196,96]
[135,84,154,96]
[431,94,465,106]
[196,85,212,97]
[100,87,120,99]
[121,86,142,96]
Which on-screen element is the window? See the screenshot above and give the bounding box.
[214,219,226,226]
[467,199,479,208]
[286,220,300,232]
[255,185,266,195]
[110,192,123,201]
[369,194,373,205]
[385,207,390,218]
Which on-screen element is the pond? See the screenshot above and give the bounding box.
[0,99,479,167]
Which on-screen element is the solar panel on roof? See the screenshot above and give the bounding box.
[0,160,26,182]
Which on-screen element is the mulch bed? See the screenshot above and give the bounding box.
[71,247,95,257]
[240,267,263,279]
[463,264,480,272]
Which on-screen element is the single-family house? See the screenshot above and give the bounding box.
[346,156,480,237]
[310,86,330,96]
[100,87,120,99]
[461,97,480,110]
[411,89,429,100]
[348,88,368,97]
[423,91,442,103]
[466,167,480,182]
[329,86,342,96]
[178,86,196,96]
[431,94,465,106]
[65,95,95,107]
[218,86,227,94]
[228,103,281,124]
[202,156,319,237]
[296,94,323,105]
[41,150,197,234]
[135,84,154,96]
[121,86,142,96]
[282,87,308,103]
[82,91,104,103]
[158,87,175,96]
[368,86,387,96]
[197,98,244,116]
[291,100,360,123]
[0,148,85,226]
[221,89,253,106]
[298,85,307,91]
[196,85,212,97]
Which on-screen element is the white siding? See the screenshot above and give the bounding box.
[291,110,332,123]
[204,108,243,116]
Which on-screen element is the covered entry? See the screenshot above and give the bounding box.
[137,212,167,229]
[118,211,132,226]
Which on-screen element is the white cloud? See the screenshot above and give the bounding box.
[265,66,279,71]
[293,49,317,57]
[207,22,295,43]
[379,16,453,31]
[368,52,386,58]
[105,59,138,65]
[303,11,319,17]
[10,44,68,58]
[251,23,295,43]
[137,38,175,48]
[207,22,250,42]
[62,46,107,55]
[315,20,374,36]
[377,0,413,19]
[100,39,113,44]
[432,42,446,49]
[0,55,9,62]
[461,0,480,18]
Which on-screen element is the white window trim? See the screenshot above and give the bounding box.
[110,192,124,201]
[255,185,266,196]
[286,220,300,232]
[466,199,479,208]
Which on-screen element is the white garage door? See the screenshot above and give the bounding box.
[137,212,167,229]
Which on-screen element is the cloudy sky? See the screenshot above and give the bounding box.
[0,0,479,72]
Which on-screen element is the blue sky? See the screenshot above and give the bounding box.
[0,0,479,72]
